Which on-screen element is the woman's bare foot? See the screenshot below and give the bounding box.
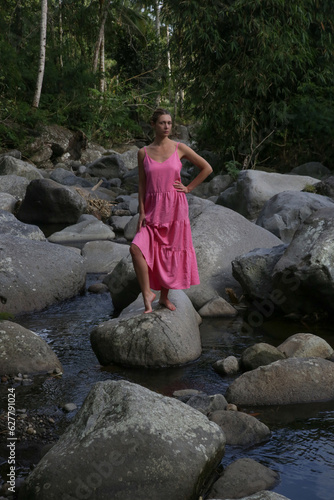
[159,297,176,311]
[144,291,156,313]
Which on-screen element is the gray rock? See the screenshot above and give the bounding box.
[87,153,127,179]
[90,290,202,368]
[0,210,45,241]
[277,333,333,359]
[50,167,93,188]
[0,174,30,199]
[241,343,286,371]
[0,193,16,212]
[48,214,115,244]
[0,235,86,315]
[213,356,240,375]
[209,410,271,446]
[232,245,287,302]
[256,191,334,243]
[216,170,319,220]
[0,156,43,181]
[124,213,139,241]
[313,175,334,200]
[0,321,62,376]
[187,196,282,309]
[20,380,225,500]
[103,253,140,311]
[119,147,139,171]
[198,296,238,317]
[207,458,279,499]
[272,207,334,316]
[290,161,330,179]
[0,149,22,160]
[109,215,133,233]
[185,393,228,415]
[81,240,129,273]
[225,358,334,406]
[62,403,77,413]
[192,174,233,198]
[17,178,87,224]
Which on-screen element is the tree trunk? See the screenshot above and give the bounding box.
[99,34,105,92]
[32,0,48,108]
[93,0,109,74]
[59,0,63,69]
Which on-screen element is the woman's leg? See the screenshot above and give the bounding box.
[130,244,156,313]
[159,287,176,311]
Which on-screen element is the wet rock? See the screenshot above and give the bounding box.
[277,333,333,359]
[90,290,202,368]
[0,321,62,376]
[216,170,319,220]
[17,178,87,224]
[207,458,279,499]
[225,358,334,406]
[20,380,225,500]
[185,393,228,415]
[0,234,86,315]
[209,410,271,447]
[241,343,286,371]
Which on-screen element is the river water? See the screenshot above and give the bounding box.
[1,273,334,500]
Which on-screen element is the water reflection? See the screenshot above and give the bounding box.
[1,274,334,499]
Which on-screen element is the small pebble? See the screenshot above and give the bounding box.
[62,403,77,413]
[226,403,238,411]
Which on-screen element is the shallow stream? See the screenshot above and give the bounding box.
[1,273,334,499]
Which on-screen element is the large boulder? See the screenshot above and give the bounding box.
[290,161,330,179]
[256,191,334,243]
[232,245,287,301]
[216,170,319,220]
[0,321,62,376]
[0,235,86,315]
[209,410,271,447]
[17,178,87,224]
[0,155,43,180]
[277,333,333,359]
[0,174,30,199]
[90,290,202,368]
[86,153,128,179]
[48,214,115,245]
[225,358,334,406]
[272,207,334,316]
[81,240,129,273]
[49,167,94,188]
[20,380,225,500]
[187,197,282,309]
[0,210,45,241]
[207,458,279,500]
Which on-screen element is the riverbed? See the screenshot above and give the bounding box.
[1,273,334,500]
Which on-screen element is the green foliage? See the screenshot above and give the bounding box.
[163,0,334,167]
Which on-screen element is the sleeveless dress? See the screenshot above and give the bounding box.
[132,143,200,291]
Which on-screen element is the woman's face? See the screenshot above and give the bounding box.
[153,114,172,137]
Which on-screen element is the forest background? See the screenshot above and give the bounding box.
[1,0,334,174]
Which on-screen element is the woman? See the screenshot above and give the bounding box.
[130,108,213,313]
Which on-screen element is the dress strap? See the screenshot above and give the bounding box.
[176,142,179,151]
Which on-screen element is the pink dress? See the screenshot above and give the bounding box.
[132,143,200,291]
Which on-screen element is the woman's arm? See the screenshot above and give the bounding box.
[174,143,213,193]
[137,148,147,232]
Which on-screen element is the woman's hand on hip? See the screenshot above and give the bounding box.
[173,180,189,193]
